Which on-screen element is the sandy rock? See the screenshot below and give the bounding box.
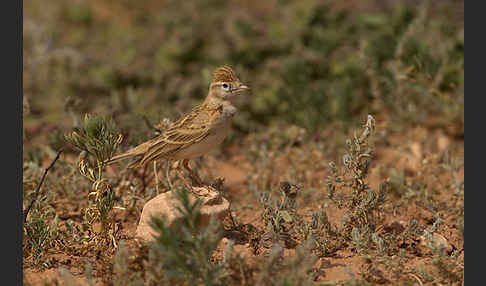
[419,233,453,254]
[437,132,450,152]
[135,186,230,242]
[408,142,423,170]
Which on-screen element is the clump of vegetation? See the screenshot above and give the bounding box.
[64,114,123,231]
[253,116,385,257]
[248,113,463,284]
[24,0,463,135]
[145,190,225,285]
[257,181,301,249]
[24,214,59,260]
[110,189,228,286]
[110,187,322,286]
[254,239,318,286]
[324,115,387,251]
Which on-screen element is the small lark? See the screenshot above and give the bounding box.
[107,66,249,189]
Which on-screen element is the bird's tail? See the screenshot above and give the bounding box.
[105,141,152,168]
[105,152,137,165]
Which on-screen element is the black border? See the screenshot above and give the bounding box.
[5,0,23,284]
[463,1,471,284]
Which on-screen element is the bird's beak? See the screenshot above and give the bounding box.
[235,84,249,92]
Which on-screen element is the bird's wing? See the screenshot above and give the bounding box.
[137,105,220,165]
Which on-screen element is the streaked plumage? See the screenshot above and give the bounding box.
[107,66,248,186]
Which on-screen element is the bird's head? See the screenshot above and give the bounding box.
[208,66,249,101]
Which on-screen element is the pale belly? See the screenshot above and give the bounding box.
[171,119,232,160]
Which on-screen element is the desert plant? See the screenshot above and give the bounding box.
[113,241,144,286]
[254,238,317,286]
[145,189,225,286]
[64,113,123,230]
[325,115,387,243]
[24,213,59,260]
[258,181,301,248]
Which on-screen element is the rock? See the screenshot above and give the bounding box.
[419,233,453,254]
[437,132,450,152]
[135,186,230,242]
[408,142,423,170]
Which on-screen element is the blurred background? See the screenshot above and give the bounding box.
[23,0,464,156]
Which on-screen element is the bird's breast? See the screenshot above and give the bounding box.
[223,105,237,118]
[172,118,232,160]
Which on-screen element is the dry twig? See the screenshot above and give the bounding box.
[23,148,64,223]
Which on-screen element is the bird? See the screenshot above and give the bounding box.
[106,65,249,190]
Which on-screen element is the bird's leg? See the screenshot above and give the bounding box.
[176,163,194,191]
[165,160,173,189]
[182,159,203,186]
[153,161,159,194]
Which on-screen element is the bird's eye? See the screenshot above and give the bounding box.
[222,83,229,89]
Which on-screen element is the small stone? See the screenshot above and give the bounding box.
[419,233,453,254]
[135,186,230,242]
[409,142,422,170]
[437,133,450,152]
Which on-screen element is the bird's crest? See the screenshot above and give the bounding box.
[211,66,238,84]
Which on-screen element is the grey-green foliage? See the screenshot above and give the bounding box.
[431,247,463,283]
[25,1,463,133]
[147,189,225,286]
[255,239,317,286]
[64,114,123,226]
[419,216,462,283]
[24,215,57,258]
[64,114,122,175]
[113,241,144,286]
[326,116,386,237]
[259,182,299,237]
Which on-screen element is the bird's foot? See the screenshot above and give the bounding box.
[190,186,211,197]
[188,173,204,187]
